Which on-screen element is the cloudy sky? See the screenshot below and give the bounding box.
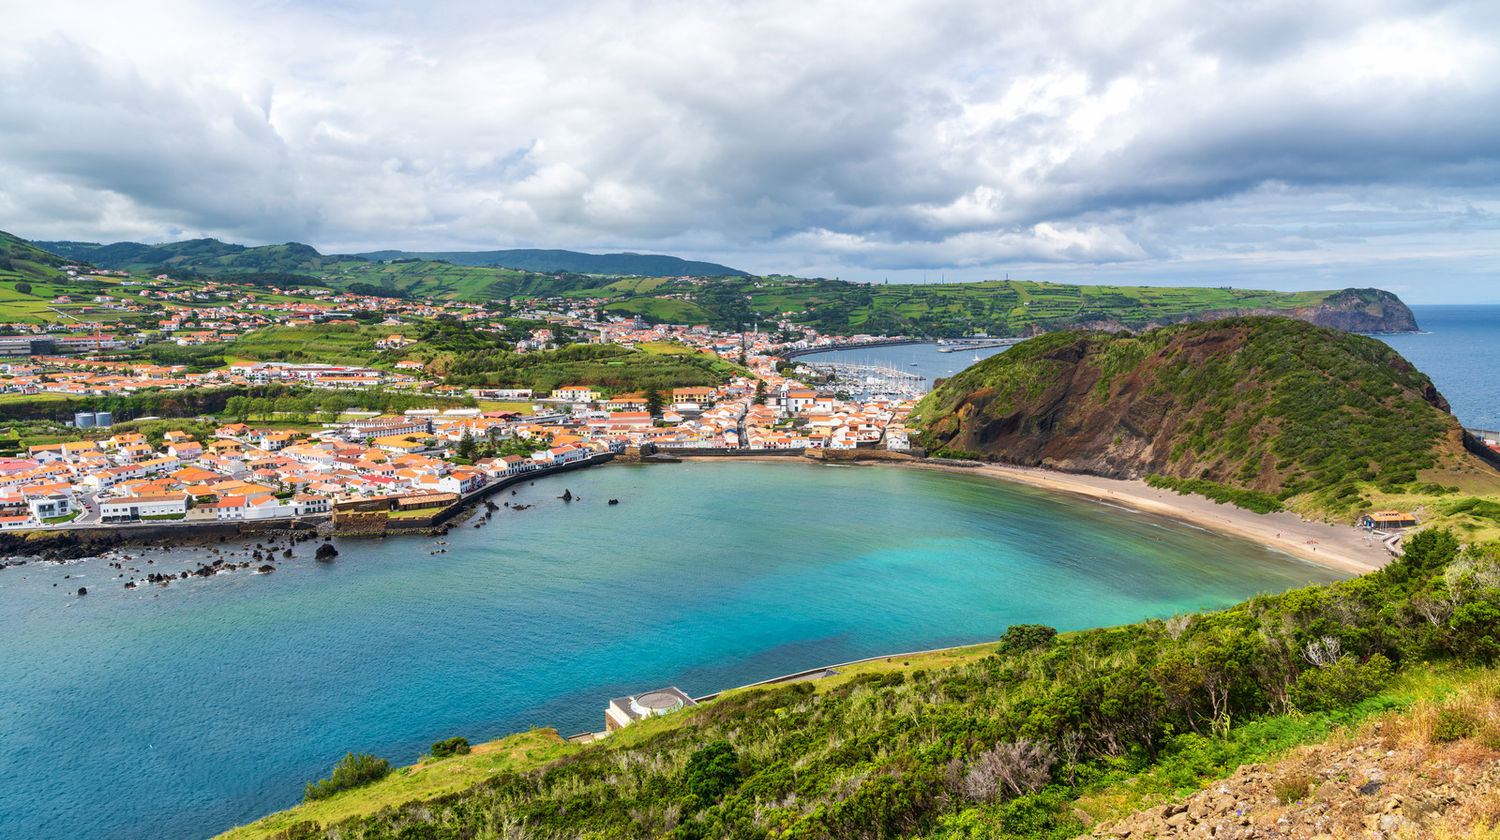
[1,0,1497,301]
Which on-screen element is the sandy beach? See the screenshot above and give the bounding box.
[672,454,1392,575]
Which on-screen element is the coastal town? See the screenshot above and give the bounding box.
[0,271,921,533]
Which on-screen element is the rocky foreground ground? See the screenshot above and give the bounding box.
[1091,683,1500,839]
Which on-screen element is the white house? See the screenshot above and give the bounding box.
[293,495,330,515]
[552,385,599,402]
[100,494,189,522]
[27,493,72,521]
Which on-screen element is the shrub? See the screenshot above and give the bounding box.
[998,624,1058,655]
[1293,654,1393,712]
[1430,708,1478,744]
[1449,602,1500,665]
[1143,474,1283,514]
[683,740,740,804]
[270,822,322,840]
[963,738,1055,800]
[429,736,471,759]
[1272,772,1313,804]
[303,752,391,801]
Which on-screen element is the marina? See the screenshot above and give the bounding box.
[798,359,928,399]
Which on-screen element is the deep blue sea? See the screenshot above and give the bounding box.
[0,463,1342,840]
[1379,305,1500,431]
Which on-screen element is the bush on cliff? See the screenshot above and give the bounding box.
[303,752,390,801]
[428,737,470,759]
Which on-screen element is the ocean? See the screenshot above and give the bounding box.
[0,462,1341,840]
[1378,305,1500,431]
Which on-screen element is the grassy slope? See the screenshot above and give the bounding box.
[220,666,1493,840]
[736,278,1345,337]
[219,324,412,366]
[215,649,1000,840]
[214,531,1500,840]
[910,317,1500,523]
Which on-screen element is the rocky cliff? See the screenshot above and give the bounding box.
[909,317,1467,512]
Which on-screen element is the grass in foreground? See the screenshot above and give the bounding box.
[216,729,576,840]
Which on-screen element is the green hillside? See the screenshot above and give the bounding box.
[357,247,746,277]
[16,232,1419,336]
[36,238,743,294]
[0,234,152,326]
[725,278,1415,337]
[910,317,1500,522]
[217,529,1500,840]
[0,230,73,288]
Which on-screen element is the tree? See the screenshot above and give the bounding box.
[14,282,31,296]
[644,388,664,418]
[683,740,739,804]
[429,737,470,759]
[753,380,767,406]
[303,752,391,801]
[456,428,476,460]
[224,396,249,422]
[998,623,1058,654]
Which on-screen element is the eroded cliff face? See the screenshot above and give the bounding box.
[909,317,1460,494]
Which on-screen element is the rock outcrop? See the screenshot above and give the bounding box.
[1092,713,1500,839]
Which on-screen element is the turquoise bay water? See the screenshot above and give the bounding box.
[1,462,1344,839]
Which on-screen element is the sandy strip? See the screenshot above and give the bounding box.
[902,461,1391,575]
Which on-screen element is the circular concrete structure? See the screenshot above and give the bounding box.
[630,690,684,718]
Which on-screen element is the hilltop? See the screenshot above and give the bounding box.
[909,317,1500,520]
[36,237,745,281]
[355,247,747,277]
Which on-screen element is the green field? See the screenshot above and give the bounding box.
[602,297,713,323]
[217,324,417,366]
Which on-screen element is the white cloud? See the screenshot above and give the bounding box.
[0,0,1496,300]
